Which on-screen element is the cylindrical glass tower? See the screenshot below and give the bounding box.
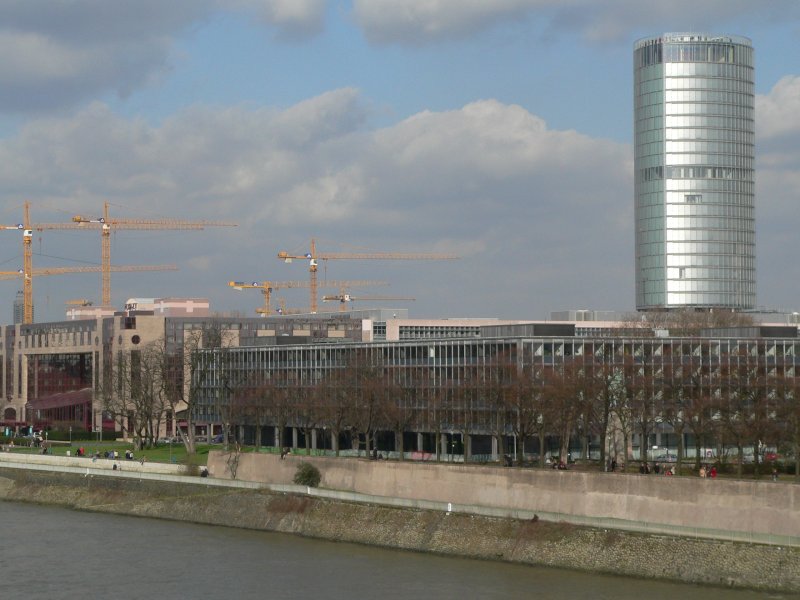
[634,33,755,311]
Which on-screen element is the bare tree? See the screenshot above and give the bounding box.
[636,309,754,338]
[381,368,418,460]
[506,365,548,466]
[344,350,385,459]
[317,369,349,456]
[100,341,170,450]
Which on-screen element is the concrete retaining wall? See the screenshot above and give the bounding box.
[1,467,799,593]
[0,452,188,476]
[208,452,800,545]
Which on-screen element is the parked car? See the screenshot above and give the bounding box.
[157,436,181,445]
[211,433,225,443]
[195,435,208,443]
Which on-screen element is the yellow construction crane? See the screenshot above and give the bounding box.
[71,201,237,306]
[66,299,94,306]
[0,202,209,323]
[322,293,416,312]
[229,279,387,316]
[269,298,307,316]
[277,238,457,313]
[0,264,177,322]
[66,299,94,307]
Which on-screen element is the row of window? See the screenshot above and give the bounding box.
[664,291,754,306]
[636,143,754,163]
[667,229,753,243]
[667,165,753,179]
[637,240,754,260]
[636,97,754,118]
[665,241,754,255]
[663,140,753,154]
[667,215,753,230]
[665,115,752,129]
[638,228,753,245]
[636,74,755,95]
[664,90,753,104]
[636,116,754,133]
[666,256,754,270]
[663,62,753,78]
[665,77,753,93]
[637,197,754,217]
[665,103,753,118]
[665,178,754,193]
[666,128,753,143]
[638,214,753,232]
[638,253,754,271]
[635,40,752,68]
[667,155,753,169]
[666,267,754,281]
[638,165,754,182]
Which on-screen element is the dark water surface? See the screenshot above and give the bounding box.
[0,501,794,600]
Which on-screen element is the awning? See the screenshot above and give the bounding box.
[26,388,93,410]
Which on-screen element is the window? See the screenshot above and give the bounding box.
[685,194,702,203]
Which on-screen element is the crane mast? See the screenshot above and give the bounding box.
[72,201,236,306]
[277,237,457,313]
[229,279,387,316]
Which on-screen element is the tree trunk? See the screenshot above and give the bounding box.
[753,440,761,478]
[676,428,684,473]
[538,430,546,467]
[599,409,610,466]
[640,424,648,466]
[332,428,340,457]
[516,433,525,466]
[694,434,702,470]
[737,444,743,479]
[396,429,404,460]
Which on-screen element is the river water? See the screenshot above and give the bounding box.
[0,501,793,600]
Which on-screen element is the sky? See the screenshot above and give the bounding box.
[0,0,799,322]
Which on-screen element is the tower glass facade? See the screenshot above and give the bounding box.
[634,33,755,310]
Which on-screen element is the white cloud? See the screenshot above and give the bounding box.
[352,0,800,45]
[352,0,545,44]
[0,91,634,318]
[232,0,327,39]
[754,75,800,310]
[4,79,799,318]
[757,76,800,142]
[0,0,328,112]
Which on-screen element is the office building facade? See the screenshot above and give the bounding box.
[634,33,755,311]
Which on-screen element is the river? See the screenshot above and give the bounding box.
[0,501,794,599]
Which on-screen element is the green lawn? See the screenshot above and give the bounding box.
[5,440,214,465]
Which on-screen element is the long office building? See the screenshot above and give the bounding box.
[634,33,755,311]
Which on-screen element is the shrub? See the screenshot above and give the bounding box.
[293,462,321,488]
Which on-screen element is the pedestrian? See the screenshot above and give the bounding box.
[709,465,717,479]
[611,459,617,472]
[699,465,706,478]
[772,468,779,482]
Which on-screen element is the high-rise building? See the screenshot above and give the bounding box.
[12,290,29,324]
[634,33,755,311]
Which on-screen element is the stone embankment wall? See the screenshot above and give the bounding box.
[208,452,800,544]
[1,468,799,593]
